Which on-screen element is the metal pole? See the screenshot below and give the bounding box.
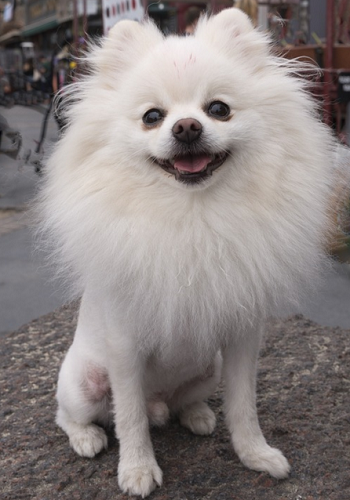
[324,0,334,126]
[142,0,148,19]
[83,0,88,36]
[73,0,79,55]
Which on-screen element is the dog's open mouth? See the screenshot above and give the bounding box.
[153,152,229,184]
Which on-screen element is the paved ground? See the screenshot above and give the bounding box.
[0,105,65,336]
[0,105,349,337]
[1,309,349,499]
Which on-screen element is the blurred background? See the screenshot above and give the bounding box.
[0,0,349,336]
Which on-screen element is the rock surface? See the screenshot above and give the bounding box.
[1,304,349,499]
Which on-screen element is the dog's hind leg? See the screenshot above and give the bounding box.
[169,352,222,436]
[56,343,111,458]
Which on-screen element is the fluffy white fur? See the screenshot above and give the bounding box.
[37,8,344,497]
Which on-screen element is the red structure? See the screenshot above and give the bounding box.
[277,0,350,142]
[325,0,350,141]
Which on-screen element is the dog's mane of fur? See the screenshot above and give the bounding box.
[36,9,344,359]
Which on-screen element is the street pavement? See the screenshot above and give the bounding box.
[0,104,65,336]
[0,105,349,337]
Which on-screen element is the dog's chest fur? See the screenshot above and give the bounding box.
[105,200,285,352]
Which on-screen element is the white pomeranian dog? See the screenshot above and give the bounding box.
[38,8,343,498]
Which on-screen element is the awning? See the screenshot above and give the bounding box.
[21,17,58,38]
[0,29,22,44]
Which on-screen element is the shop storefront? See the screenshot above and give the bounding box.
[18,1,101,54]
[0,0,25,47]
[21,0,67,53]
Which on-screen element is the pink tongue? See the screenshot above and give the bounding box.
[174,154,211,173]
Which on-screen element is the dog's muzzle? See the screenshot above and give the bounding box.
[153,118,229,185]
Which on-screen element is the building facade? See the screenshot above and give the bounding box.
[0,0,102,51]
[0,1,349,53]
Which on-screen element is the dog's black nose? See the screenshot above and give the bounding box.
[172,118,202,144]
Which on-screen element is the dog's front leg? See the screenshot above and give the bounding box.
[107,336,162,498]
[223,329,290,479]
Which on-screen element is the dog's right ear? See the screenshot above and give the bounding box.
[93,19,163,80]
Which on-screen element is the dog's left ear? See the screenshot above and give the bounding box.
[195,8,268,59]
[198,7,254,37]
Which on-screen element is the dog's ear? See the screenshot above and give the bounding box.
[107,17,162,49]
[94,19,163,79]
[195,8,267,59]
[199,7,254,37]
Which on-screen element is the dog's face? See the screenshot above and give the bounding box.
[90,9,271,190]
[140,94,232,187]
[126,48,237,188]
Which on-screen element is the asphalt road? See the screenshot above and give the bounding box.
[0,105,349,337]
[0,104,65,336]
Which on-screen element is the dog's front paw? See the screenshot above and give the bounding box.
[118,459,163,498]
[238,443,291,479]
[179,401,216,436]
[69,423,108,458]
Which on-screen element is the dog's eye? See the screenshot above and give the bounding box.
[143,109,164,126]
[207,101,230,120]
